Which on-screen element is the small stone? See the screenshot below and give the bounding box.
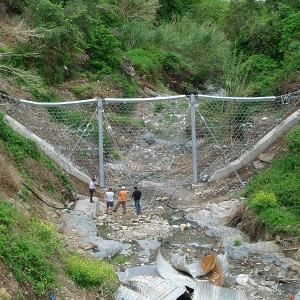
[180,224,188,231]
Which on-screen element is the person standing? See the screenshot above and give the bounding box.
[105,188,115,213]
[89,178,96,203]
[114,186,127,214]
[132,187,142,215]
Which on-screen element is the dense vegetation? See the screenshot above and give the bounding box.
[245,127,300,236]
[1,0,299,99]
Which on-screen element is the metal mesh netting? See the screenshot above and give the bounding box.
[1,96,193,187]
[1,91,299,187]
[103,97,192,187]
[2,99,100,178]
[194,93,300,181]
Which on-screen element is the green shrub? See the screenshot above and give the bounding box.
[258,207,300,235]
[246,153,300,214]
[111,149,121,160]
[0,201,19,230]
[65,253,119,295]
[191,0,228,26]
[239,54,279,95]
[108,74,138,98]
[22,0,83,84]
[286,128,300,152]
[249,191,278,213]
[87,24,122,75]
[154,101,168,113]
[0,112,42,163]
[73,84,95,95]
[233,239,241,246]
[108,112,144,128]
[0,201,61,294]
[157,0,194,22]
[280,11,300,53]
[125,47,164,79]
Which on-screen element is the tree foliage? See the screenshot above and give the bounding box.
[1,0,300,95]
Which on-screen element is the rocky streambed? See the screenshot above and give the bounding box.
[61,190,300,300]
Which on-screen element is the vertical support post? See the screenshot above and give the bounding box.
[190,94,198,184]
[97,99,105,188]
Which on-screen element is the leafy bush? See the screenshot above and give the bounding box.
[65,253,119,295]
[111,149,121,160]
[286,128,300,152]
[157,0,194,22]
[235,17,282,59]
[120,18,230,84]
[258,207,300,235]
[246,152,300,213]
[280,11,300,53]
[108,74,138,98]
[249,191,278,213]
[244,129,300,236]
[22,0,84,83]
[0,112,41,163]
[233,239,241,247]
[125,47,164,79]
[0,201,19,230]
[154,101,168,113]
[0,201,61,294]
[86,24,122,75]
[191,0,228,27]
[239,54,279,95]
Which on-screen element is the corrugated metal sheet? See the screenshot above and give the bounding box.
[114,285,149,300]
[156,250,197,290]
[170,252,217,278]
[192,281,249,300]
[206,252,229,286]
[129,275,187,300]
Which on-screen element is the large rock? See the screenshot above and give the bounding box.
[142,132,155,144]
[81,236,123,260]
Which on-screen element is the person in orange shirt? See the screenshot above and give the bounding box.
[113,186,128,214]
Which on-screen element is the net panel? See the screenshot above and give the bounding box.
[103,98,192,188]
[3,99,100,179]
[1,91,299,187]
[194,93,300,181]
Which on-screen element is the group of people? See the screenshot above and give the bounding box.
[89,178,142,215]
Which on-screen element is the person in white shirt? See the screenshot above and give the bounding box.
[105,188,115,212]
[89,178,96,203]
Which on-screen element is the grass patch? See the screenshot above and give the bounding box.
[73,84,95,95]
[244,128,300,236]
[257,207,300,236]
[65,253,119,296]
[233,239,241,246]
[0,112,75,197]
[0,201,61,294]
[109,254,130,265]
[107,112,144,128]
[0,200,120,296]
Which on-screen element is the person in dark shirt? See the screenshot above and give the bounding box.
[131,187,142,215]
